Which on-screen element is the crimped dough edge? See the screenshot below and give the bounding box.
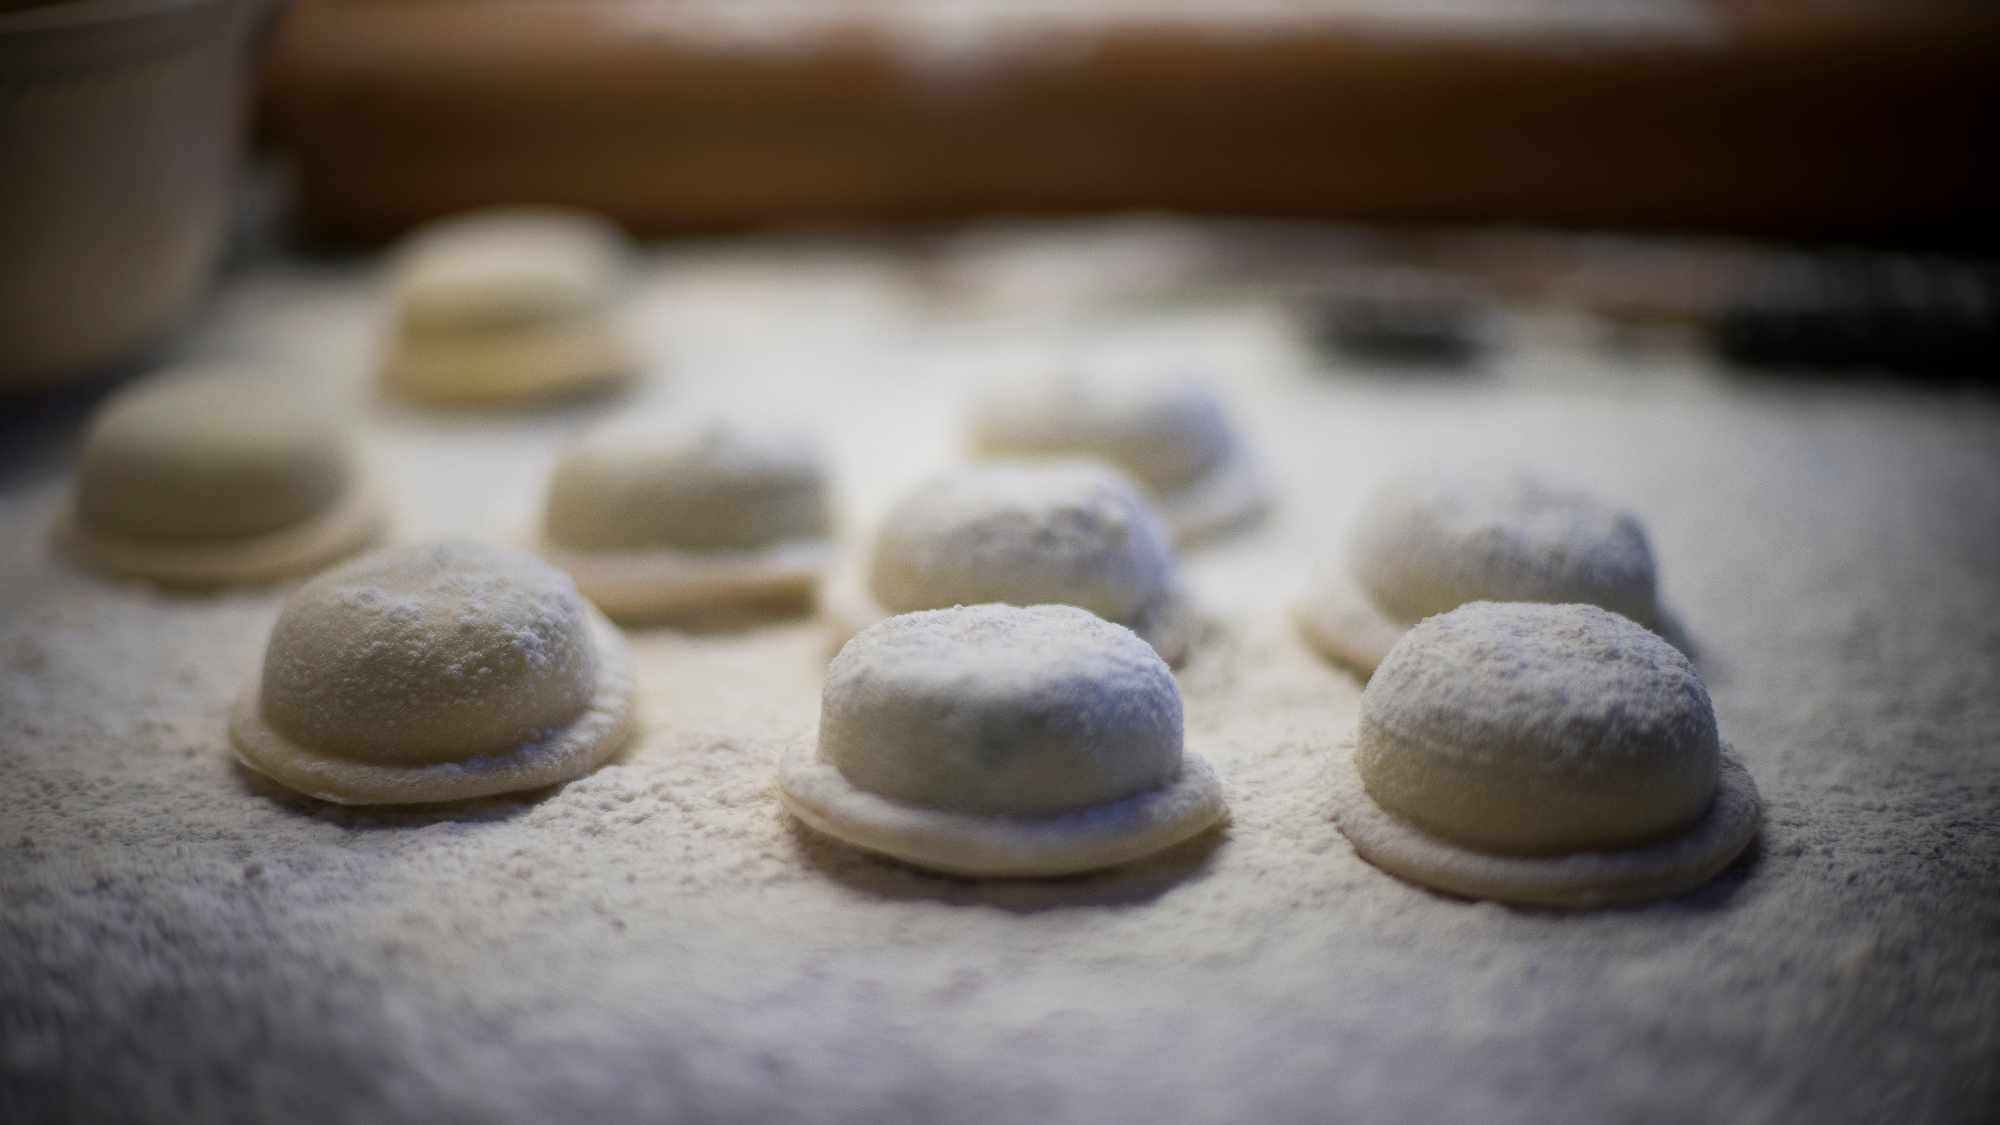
[1328,740,1761,908]
[779,742,1227,877]
[230,607,635,805]
[55,470,388,590]
[537,536,831,624]
[819,558,1196,667]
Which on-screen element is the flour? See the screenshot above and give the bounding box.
[2,220,1997,1124]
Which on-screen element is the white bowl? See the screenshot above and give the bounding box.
[0,0,256,396]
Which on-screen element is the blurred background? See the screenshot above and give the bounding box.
[3,0,1997,398]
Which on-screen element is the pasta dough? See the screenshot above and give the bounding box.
[1330,601,1760,907]
[56,365,384,587]
[822,462,1194,664]
[972,367,1265,544]
[230,539,634,805]
[1295,469,1662,674]
[537,416,832,623]
[779,603,1226,877]
[378,208,635,405]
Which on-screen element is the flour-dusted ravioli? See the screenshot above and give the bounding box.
[1296,469,1664,675]
[231,539,634,805]
[536,415,833,624]
[1329,601,1760,908]
[823,462,1195,665]
[378,208,636,405]
[56,365,384,587]
[972,367,1265,545]
[780,604,1226,877]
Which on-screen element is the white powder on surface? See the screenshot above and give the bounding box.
[3,221,1998,1124]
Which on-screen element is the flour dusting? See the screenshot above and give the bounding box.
[2,220,1997,1124]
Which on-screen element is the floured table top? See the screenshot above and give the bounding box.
[2,219,1996,1124]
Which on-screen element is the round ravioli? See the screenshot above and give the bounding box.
[1296,469,1662,675]
[1330,601,1759,908]
[780,603,1226,877]
[379,208,636,405]
[231,539,634,804]
[972,367,1265,544]
[823,462,1194,665]
[58,365,383,587]
[537,415,832,623]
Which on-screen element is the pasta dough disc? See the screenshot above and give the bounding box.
[1291,560,1407,675]
[56,468,386,589]
[1328,742,1760,908]
[780,741,1225,878]
[231,605,633,806]
[539,538,831,624]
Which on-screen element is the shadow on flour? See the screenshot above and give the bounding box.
[785,814,1230,914]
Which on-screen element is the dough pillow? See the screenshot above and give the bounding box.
[822,461,1195,665]
[972,367,1265,544]
[378,207,635,405]
[1329,601,1760,907]
[1296,468,1663,674]
[56,365,383,587]
[231,539,634,805]
[537,415,832,623]
[779,603,1226,877]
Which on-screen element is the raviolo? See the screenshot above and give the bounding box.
[972,367,1265,544]
[57,365,384,587]
[779,603,1227,877]
[1329,601,1760,908]
[536,416,833,624]
[230,539,634,805]
[378,208,635,405]
[1296,469,1666,675]
[822,462,1195,665]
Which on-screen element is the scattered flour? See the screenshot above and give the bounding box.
[2,220,1997,1124]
